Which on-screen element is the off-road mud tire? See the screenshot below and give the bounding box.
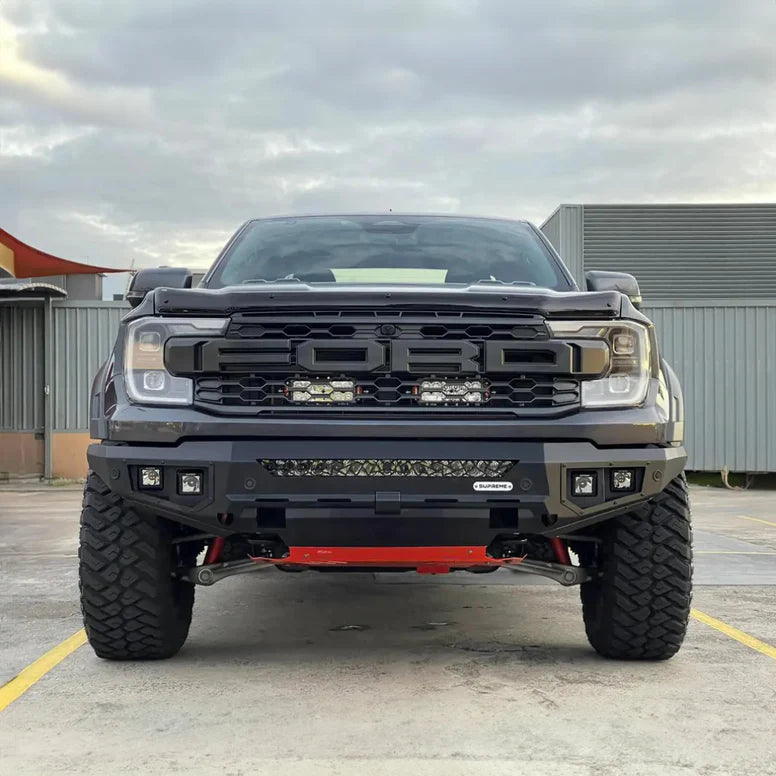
[580,475,692,660]
[79,472,194,660]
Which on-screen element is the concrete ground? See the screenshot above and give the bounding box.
[1,484,775,775]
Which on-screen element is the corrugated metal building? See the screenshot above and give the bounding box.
[542,204,776,473]
[0,288,128,478]
[52,302,128,432]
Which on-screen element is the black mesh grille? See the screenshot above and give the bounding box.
[261,459,515,478]
[227,312,548,342]
[195,375,579,409]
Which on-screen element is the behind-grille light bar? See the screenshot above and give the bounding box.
[419,379,485,404]
[261,459,515,478]
[288,378,355,403]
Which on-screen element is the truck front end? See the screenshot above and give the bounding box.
[81,215,692,661]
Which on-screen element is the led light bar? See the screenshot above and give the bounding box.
[418,379,486,404]
[262,459,514,478]
[287,379,355,403]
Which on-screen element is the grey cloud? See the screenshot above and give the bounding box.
[1,0,775,269]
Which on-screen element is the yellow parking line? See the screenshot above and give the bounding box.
[691,609,776,660]
[737,514,776,528]
[0,629,87,713]
[696,551,776,555]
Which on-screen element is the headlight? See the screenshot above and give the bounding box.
[546,320,651,408]
[124,317,228,405]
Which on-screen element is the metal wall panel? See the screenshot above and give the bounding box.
[645,300,776,473]
[0,305,44,430]
[541,202,776,472]
[541,208,560,253]
[540,205,584,285]
[583,204,776,300]
[52,301,128,431]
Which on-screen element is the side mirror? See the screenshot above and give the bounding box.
[585,270,642,309]
[126,267,192,308]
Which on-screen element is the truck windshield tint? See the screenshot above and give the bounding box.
[206,215,571,290]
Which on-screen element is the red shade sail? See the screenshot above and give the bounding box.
[0,227,128,278]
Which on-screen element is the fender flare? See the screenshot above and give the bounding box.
[660,358,684,444]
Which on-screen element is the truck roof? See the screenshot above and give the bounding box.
[245,213,532,225]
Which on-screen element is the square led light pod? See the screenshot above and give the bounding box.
[178,471,203,496]
[572,472,597,497]
[139,466,163,490]
[611,469,635,492]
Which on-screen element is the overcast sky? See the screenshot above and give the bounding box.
[2,0,775,270]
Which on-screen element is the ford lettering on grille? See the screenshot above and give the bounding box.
[162,312,599,415]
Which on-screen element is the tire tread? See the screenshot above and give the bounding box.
[78,472,194,660]
[581,475,693,660]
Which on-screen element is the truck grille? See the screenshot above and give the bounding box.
[261,459,515,478]
[226,310,548,341]
[165,311,586,417]
[195,374,579,410]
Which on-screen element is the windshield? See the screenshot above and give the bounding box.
[206,215,571,290]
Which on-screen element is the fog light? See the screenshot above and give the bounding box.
[139,466,163,490]
[572,472,596,497]
[611,469,634,491]
[178,471,202,495]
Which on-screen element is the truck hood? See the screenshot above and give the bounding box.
[149,283,623,319]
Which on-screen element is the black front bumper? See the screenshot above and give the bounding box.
[88,439,686,546]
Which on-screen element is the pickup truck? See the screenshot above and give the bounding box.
[80,214,691,660]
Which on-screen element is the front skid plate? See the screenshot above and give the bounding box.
[261,544,500,567]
